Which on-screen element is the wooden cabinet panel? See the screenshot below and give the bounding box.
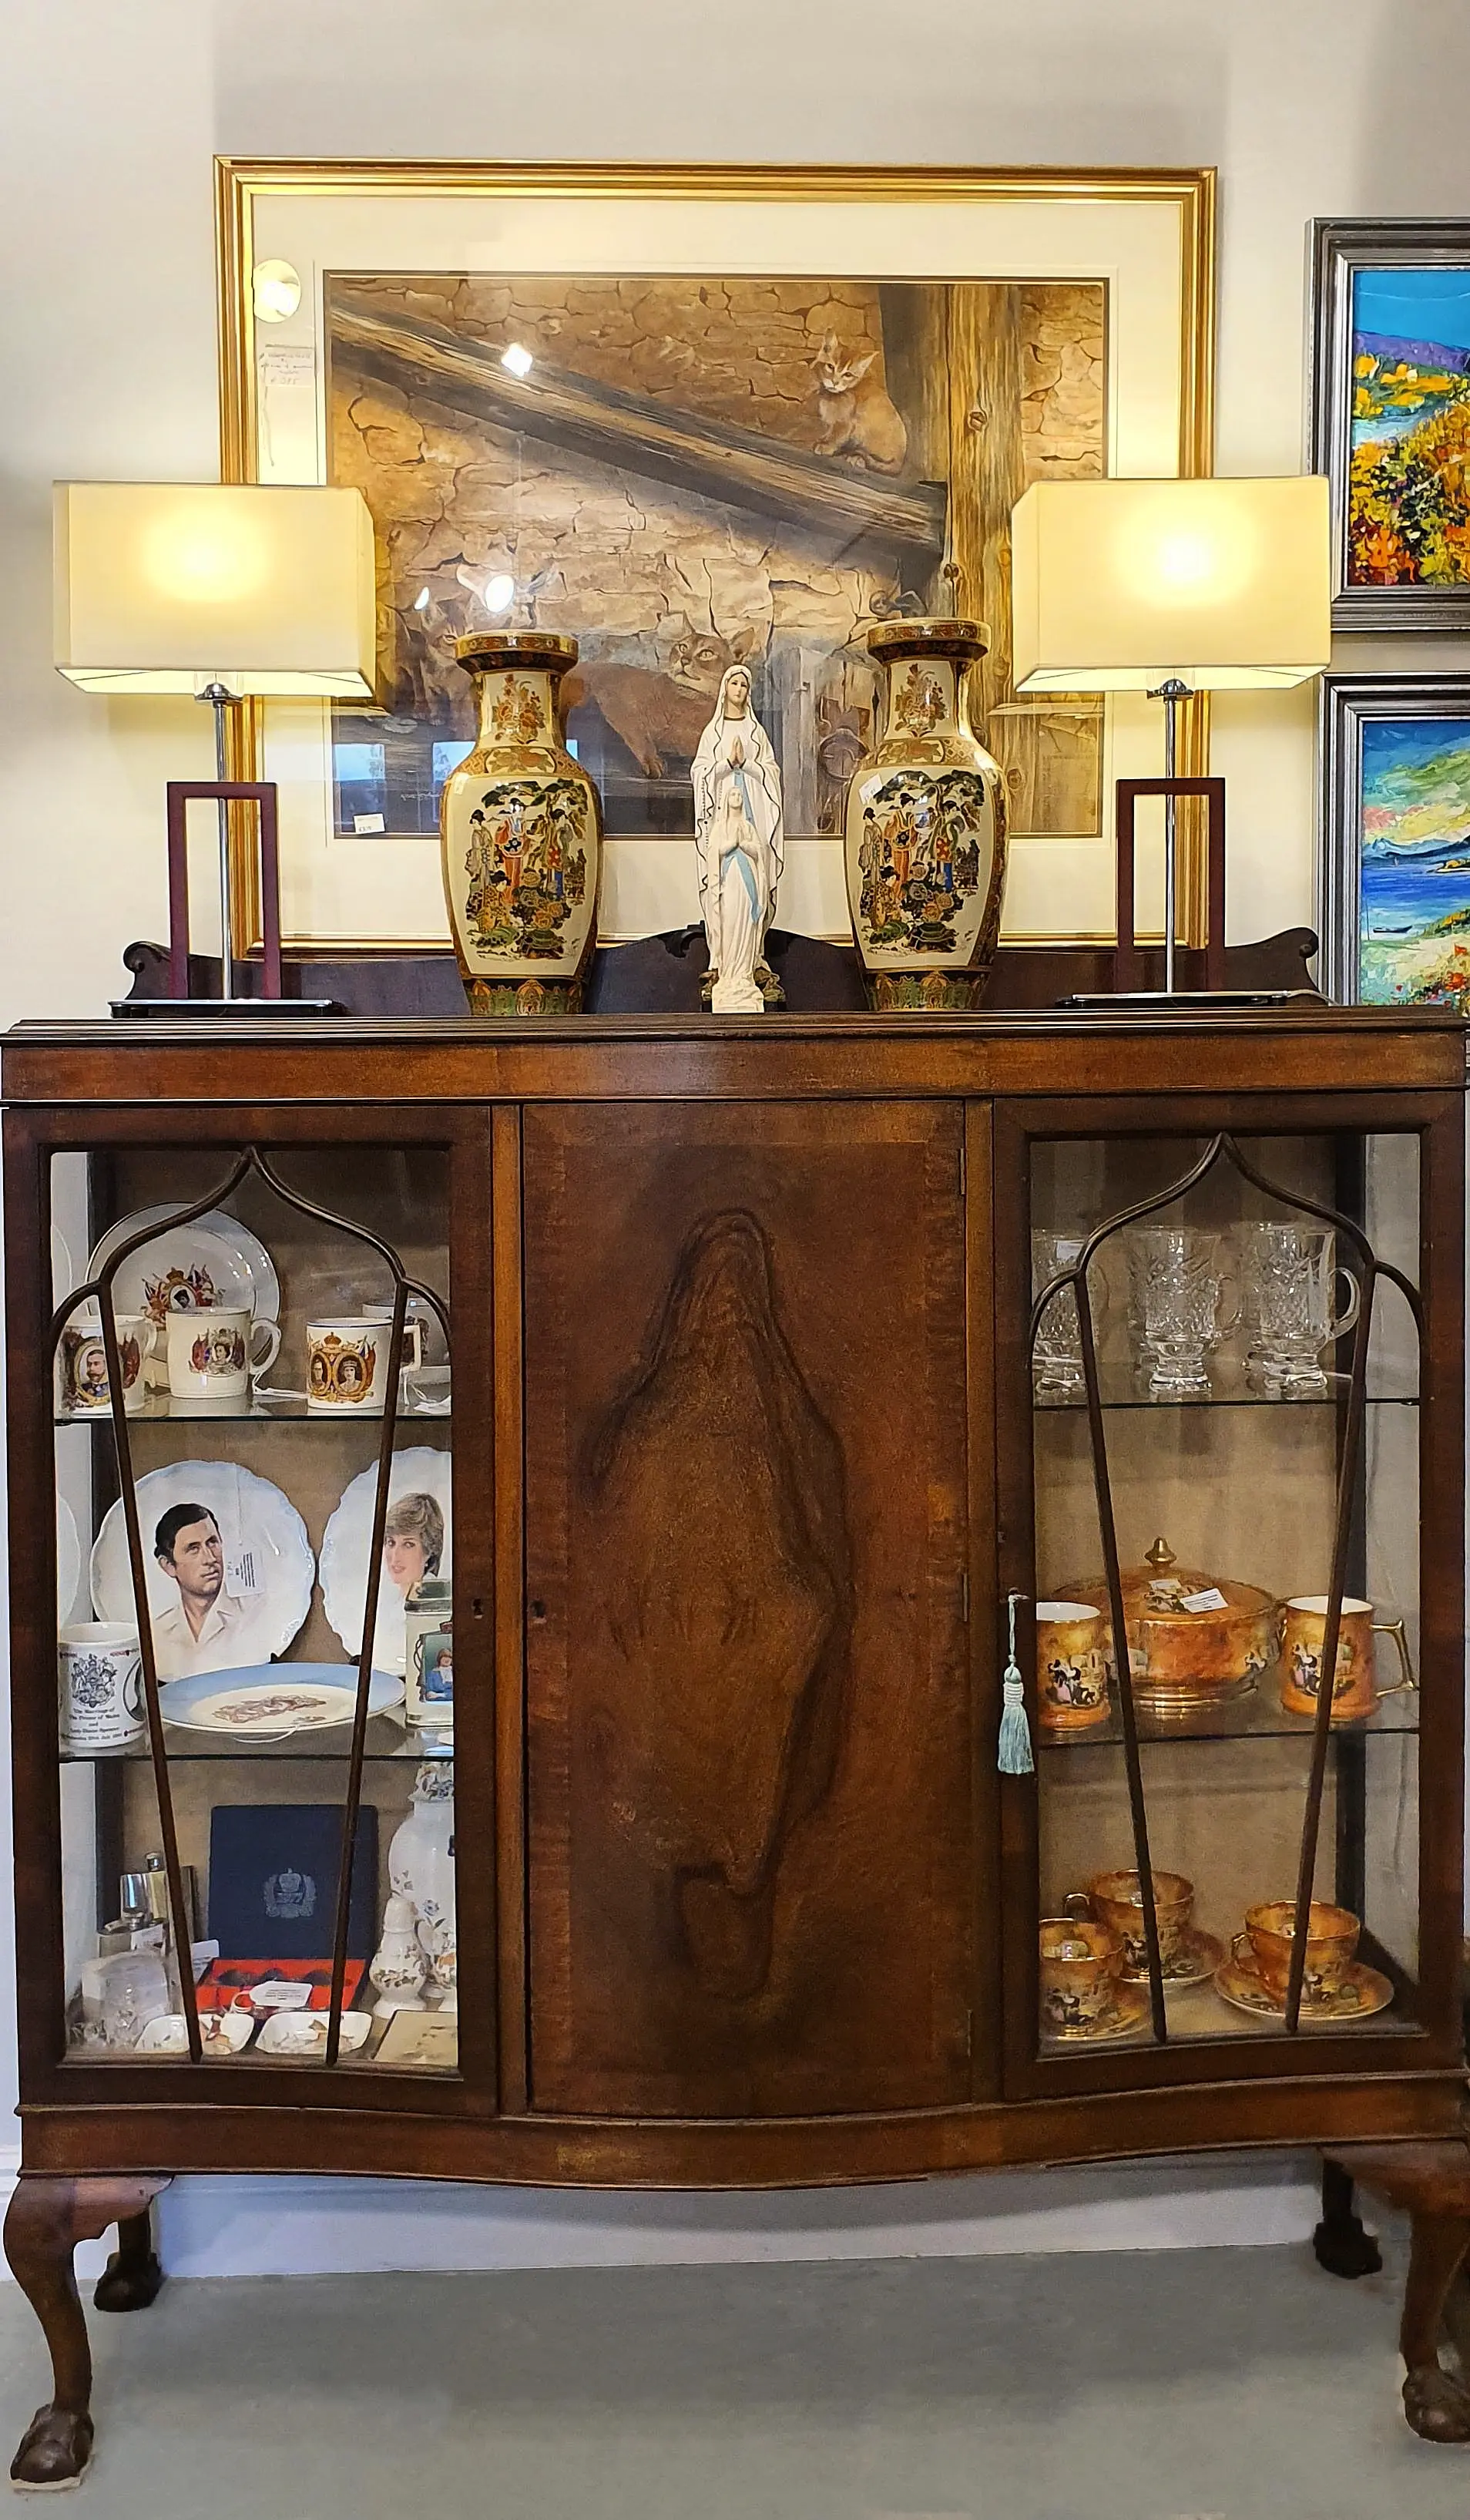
[523,1100,973,2118]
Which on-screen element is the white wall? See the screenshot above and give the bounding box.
[2,0,1468,2274]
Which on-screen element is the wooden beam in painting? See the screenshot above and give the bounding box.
[329,293,948,563]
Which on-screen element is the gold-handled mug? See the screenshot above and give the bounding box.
[1067,1869,1194,1976]
[1232,1899,1359,2005]
[1277,1597,1415,1722]
[1039,1915,1123,2033]
[1035,1601,1110,1735]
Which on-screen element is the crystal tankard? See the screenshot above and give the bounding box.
[1239,1222,1361,1396]
[1123,1226,1236,1399]
[1031,1231,1092,1403]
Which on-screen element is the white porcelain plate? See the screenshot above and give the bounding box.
[88,1205,281,1329]
[56,1495,82,1623]
[91,1461,314,1678]
[320,1447,452,1677]
[136,2010,254,2056]
[158,1662,403,1739]
[257,2009,371,2058]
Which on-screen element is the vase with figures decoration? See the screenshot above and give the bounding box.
[441,631,602,1015]
[843,619,1008,1011]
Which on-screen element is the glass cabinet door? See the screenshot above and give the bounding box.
[46,1131,464,2084]
[1002,1109,1453,2089]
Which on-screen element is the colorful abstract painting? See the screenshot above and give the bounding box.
[1358,715,1470,1009]
[1348,267,1470,586]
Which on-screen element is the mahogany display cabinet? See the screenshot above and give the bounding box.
[2,1003,1468,2485]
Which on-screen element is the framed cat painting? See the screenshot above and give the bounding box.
[1312,220,1470,630]
[217,161,1214,948]
[1318,674,1470,1010]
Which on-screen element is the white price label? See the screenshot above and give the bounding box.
[1180,1586,1228,1614]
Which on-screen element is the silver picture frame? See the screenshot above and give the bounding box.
[1317,671,1470,1003]
[1311,218,1470,632]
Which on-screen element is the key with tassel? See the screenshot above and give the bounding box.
[998,1591,1035,1776]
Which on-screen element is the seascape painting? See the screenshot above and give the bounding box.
[324,272,1106,847]
[1358,715,1470,1009]
[1348,267,1470,587]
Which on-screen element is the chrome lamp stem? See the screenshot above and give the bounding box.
[1148,676,1192,996]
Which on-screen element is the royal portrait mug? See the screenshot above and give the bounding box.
[1035,1600,1110,1735]
[306,1316,394,1413]
[1277,1595,1415,1722]
[57,1313,160,1417]
[166,1305,280,1405]
[59,1622,145,1751]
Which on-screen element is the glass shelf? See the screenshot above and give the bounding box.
[1032,1366,1418,1413]
[1038,1682,1420,1750]
[55,1398,451,1428]
[60,1715,435,1764]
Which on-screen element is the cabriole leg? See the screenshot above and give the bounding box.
[1401,2209,1470,2442]
[4,2174,170,2490]
[92,2206,163,2316]
[1313,2158,1382,2278]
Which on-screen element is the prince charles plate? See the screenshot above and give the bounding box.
[90,1461,313,1679]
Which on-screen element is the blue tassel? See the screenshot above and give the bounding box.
[998,1594,1035,1775]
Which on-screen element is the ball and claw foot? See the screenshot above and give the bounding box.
[92,2246,163,2314]
[1312,2211,1383,2279]
[1404,2365,1470,2444]
[10,2403,92,2491]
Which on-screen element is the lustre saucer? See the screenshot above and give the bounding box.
[1119,1927,1226,1990]
[1213,1956,1394,2022]
[1042,1981,1151,2043]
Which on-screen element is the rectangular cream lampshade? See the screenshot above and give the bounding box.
[1011,476,1332,692]
[54,482,377,697]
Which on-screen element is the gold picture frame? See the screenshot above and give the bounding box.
[215,160,1216,953]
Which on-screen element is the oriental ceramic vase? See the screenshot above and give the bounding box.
[843,620,1007,1011]
[441,632,602,1015]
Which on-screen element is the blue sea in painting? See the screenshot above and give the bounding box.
[1358,715,1470,1006]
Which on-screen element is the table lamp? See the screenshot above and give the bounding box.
[54,482,377,1007]
[1010,476,1331,999]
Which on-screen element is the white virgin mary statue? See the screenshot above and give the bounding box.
[691,664,784,1014]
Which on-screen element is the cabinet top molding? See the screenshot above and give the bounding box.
[3,1007,1462,1110]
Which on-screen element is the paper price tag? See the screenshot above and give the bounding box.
[1180,1586,1228,1614]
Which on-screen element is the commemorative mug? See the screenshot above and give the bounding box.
[1233,1899,1359,2004]
[306,1316,402,1413]
[166,1305,280,1403]
[57,1313,160,1417]
[1069,1868,1195,1975]
[1277,1596,1415,1722]
[59,1622,146,1751]
[1035,1600,1110,1735]
[362,1302,427,1373]
[1039,1914,1122,2033]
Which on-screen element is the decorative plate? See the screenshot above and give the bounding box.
[1042,1981,1151,2043]
[1213,1957,1394,2022]
[56,1495,82,1624]
[1119,1927,1226,1990]
[157,1662,403,1739]
[88,1205,281,1329]
[91,1461,314,1678]
[374,2010,458,2069]
[320,1447,452,1678]
[135,2010,254,2056]
[52,1222,76,1307]
[257,2009,372,2058]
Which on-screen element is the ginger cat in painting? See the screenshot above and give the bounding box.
[565,621,758,778]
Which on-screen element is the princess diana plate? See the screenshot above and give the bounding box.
[88,1205,281,1328]
[157,1662,403,1739]
[91,1461,313,1678]
[320,1447,452,1677]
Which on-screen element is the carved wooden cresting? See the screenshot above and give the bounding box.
[524,1101,972,2117]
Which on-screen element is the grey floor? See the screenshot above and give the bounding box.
[3,2230,1468,2518]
